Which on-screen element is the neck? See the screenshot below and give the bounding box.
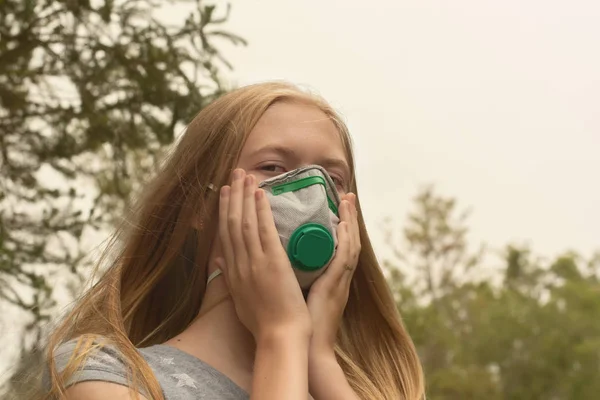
[164,278,255,389]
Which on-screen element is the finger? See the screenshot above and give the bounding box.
[308,217,352,294]
[242,174,262,258]
[342,222,358,284]
[340,195,355,251]
[227,169,249,273]
[344,195,361,284]
[340,200,354,260]
[255,188,281,254]
[348,193,361,258]
[218,186,236,272]
[338,221,354,283]
[338,198,352,230]
[347,193,357,222]
[327,216,353,283]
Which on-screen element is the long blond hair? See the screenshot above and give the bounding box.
[37,82,424,399]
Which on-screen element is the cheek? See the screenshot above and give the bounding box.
[248,171,270,184]
[335,182,349,196]
[235,161,268,183]
[242,166,280,184]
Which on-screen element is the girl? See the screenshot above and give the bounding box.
[38,82,424,399]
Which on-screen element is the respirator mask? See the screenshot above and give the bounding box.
[208,165,340,289]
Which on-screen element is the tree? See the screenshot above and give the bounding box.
[383,186,485,302]
[386,187,600,399]
[0,0,245,389]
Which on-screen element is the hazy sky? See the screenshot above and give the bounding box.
[1,0,599,381]
[201,0,600,259]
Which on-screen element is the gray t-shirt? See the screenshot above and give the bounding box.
[52,339,249,399]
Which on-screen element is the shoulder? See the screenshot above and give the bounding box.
[49,336,149,399]
[50,338,249,399]
[138,344,249,400]
[64,381,149,400]
[53,337,129,380]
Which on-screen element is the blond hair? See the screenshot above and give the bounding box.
[34,82,424,399]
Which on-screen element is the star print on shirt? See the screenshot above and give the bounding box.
[160,357,175,365]
[171,373,197,389]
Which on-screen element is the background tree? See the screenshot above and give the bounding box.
[0,0,245,391]
[387,187,600,399]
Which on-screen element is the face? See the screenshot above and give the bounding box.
[203,101,351,283]
[237,101,351,194]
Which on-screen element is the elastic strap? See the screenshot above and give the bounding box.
[207,268,222,285]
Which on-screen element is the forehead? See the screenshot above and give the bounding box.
[240,101,346,161]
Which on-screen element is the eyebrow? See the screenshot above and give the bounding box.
[250,144,298,160]
[250,145,351,177]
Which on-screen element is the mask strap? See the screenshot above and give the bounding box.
[207,268,222,285]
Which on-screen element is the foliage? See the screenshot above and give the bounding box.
[388,187,600,399]
[0,0,244,390]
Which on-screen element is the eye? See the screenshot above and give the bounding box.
[330,175,346,191]
[259,163,286,174]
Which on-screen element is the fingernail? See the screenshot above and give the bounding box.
[221,186,230,197]
[233,169,244,180]
[245,175,254,186]
[255,189,264,200]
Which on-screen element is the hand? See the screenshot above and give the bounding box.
[306,193,361,358]
[216,169,312,342]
